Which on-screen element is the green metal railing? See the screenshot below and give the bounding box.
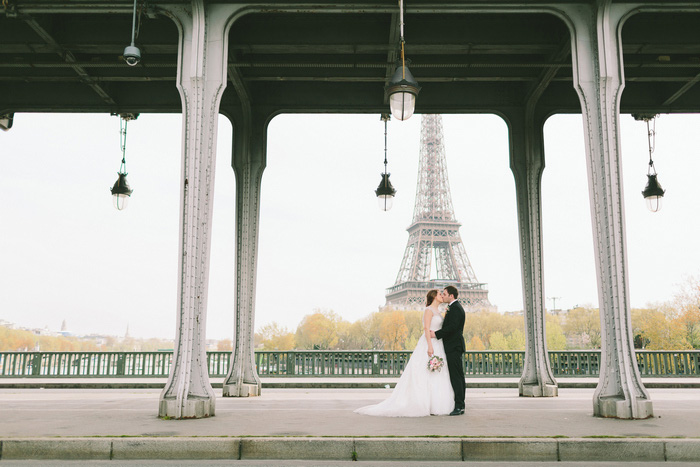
[0,350,698,378]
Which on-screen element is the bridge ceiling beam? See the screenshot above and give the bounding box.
[1,8,700,116]
[21,15,117,106]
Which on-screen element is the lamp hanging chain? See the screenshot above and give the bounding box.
[646,117,657,176]
[119,117,128,174]
[383,116,389,183]
[399,0,406,79]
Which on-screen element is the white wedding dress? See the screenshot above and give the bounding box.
[354,308,454,417]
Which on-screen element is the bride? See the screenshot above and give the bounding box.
[355,290,454,417]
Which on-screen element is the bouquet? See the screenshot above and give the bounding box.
[427,355,444,372]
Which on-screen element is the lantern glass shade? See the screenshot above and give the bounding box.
[645,196,662,213]
[113,193,130,210]
[389,92,416,121]
[642,174,665,213]
[386,65,420,121]
[377,194,394,211]
[111,172,133,211]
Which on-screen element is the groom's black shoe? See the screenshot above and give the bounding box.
[449,408,464,416]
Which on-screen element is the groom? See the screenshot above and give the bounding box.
[431,286,466,416]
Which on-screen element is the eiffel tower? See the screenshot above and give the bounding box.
[385,114,492,310]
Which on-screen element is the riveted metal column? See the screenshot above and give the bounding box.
[508,110,558,398]
[158,1,232,419]
[222,109,267,397]
[566,2,653,419]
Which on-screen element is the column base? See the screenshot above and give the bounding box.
[158,396,215,419]
[222,381,261,397]
[519,383,558,397]
[594,396,654,419]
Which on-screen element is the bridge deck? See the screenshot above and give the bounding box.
[1,384,698,439]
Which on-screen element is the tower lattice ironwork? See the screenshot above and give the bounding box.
[385,114,492,310]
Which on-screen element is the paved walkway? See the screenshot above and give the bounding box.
[0,381,699,462]
[2,376,699,389]
[1,385,699,438]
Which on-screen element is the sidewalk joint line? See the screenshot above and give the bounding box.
[663,440,667,461]
[557,439,562,461]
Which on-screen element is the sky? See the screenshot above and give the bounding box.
[1,112,699,340]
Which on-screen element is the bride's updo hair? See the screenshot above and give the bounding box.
[426,289,438,307]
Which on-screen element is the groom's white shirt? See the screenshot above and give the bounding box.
[448,299,457,306]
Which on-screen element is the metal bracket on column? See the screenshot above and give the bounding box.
[564,1,653,419]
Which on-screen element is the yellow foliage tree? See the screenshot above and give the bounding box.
[506,328,526,350]
[563,306,601,348]
[488,331,509,350]
[259,322,297,350]
[379,311,409,350]
[545,316,567,350]
[216,339,233,351]
[466,335,486,350]
[295,310,341,349]
[673,276,700,348]
[632,308,690,350]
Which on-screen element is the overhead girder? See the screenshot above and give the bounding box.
[1,7,700,116]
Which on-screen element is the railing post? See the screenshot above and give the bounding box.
[31,353,41,376]
[116,353,125,376]
[284,352,293,376]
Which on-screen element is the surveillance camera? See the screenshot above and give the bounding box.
[123,45,141,66]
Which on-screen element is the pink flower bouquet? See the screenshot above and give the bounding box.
[427,355,444,372]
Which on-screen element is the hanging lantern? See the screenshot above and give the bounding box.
[110,113,137,210]
[633,114,666,213]
[385,0,420,121]
[376,173,397,211]
[375,114,396,211]
[642,174,665,213]
[386,63,421,121]
[111,172,133,210]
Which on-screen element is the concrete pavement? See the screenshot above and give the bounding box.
[0,383,699,462]
[1,376,699,389]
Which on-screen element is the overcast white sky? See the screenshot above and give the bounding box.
[1,112,699,340]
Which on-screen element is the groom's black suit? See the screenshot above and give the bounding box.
[435,300,466,411]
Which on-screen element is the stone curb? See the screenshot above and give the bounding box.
[2,437,700,461]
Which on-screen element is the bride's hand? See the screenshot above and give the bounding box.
[427,347,434,357]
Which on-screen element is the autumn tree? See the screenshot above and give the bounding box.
[673,276,700,348]
[466,335,486,350]
[379,310,409,350]
[295,310,343,349]
[258,322,296,350]
[632,307,690,350]
[506,328,526,350]
[564,306,601,348]
[339,320,372,350]
[402,310,425,350]
[363,312,386,350]
[545,316,567,350]
[0,327,37,351]
[463,311,524,349]
[488,331,509,350]
[216,339,233,351]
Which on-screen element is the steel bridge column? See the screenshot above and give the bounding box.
[508,109,558,398]
[158,1,234,419]
[222,109,267,397]
[566,2,653,419]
